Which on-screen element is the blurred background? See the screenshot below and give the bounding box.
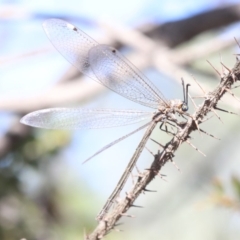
[1,0,240,239]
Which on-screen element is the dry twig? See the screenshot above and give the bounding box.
[85,58,240,239]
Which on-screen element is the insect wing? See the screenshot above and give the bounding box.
[88,44,168,109]
[43,18,98,81]
[43,19,169,109]
[20,108,153,130]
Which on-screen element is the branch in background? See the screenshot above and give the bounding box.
[0,80,105,113]
[99,21,240,109]
[2,3,239,113]
[144,3,240,47]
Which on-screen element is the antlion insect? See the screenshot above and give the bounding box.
[20,19,190,220]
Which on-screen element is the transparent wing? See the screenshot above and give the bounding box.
[43,18,99,80]
[43,19,169,109]
[20,108,153,130]
[89,44,168,109]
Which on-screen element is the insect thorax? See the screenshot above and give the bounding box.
[158,99,185,114]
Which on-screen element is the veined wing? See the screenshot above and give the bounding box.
[20,108,153,130]
[88,45,168,109]
[43,19,169,109]
[43,18,99,80]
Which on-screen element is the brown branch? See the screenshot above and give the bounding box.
[100,20,237,97]
[144,3,240,47]
[85,58,240,239]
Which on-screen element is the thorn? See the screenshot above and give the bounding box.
[121,213,135,218]
[200,114,215,123]
[185,139,206,157]
[170,159,181,172]
[145,146,154,156]
[186,116,200,135]
[145,167,162,178]
[215,106,240,116]
[199,128,220,140]
[234,37,240,49]
[219,86,226,96]
[188,92,197,109]
[191,74,206,94]
[211,108,224,124]
[145,167,155,171]
[193,118,201,136]
[206,60,222,77]
[143,188,157,192]
[232,84,240,89]
[225,88,240,102]
[114,222,124,227]
[219,53,225,77]
[221,56,237,83]
[221,62,236,83]
[150,138,165,148]
[130,204,144,208]
[114,228,124,232]
[220,61,231,74]
[157,173,168,182]
[231,72,237,83]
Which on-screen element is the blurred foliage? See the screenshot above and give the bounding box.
[209,176,240,211]
[0,130,98,240]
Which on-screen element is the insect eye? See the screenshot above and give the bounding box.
[181,103,188,112]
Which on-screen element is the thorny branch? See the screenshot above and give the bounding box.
[85,58,240,239]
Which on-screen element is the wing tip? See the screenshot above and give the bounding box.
[20,112,37,127]
[19,115,27,125]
